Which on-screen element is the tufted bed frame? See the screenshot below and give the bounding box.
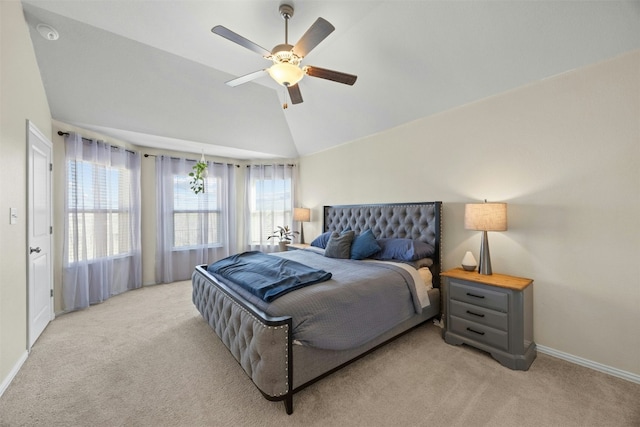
[192,202,442,414]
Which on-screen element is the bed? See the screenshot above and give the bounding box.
[192,202,442,414]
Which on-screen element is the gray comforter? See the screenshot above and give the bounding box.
[214,248,424,351]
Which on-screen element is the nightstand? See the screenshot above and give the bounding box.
[286,243,311,251]
[442,268,536,370]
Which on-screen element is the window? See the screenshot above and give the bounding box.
[172,174,222,249]
[249,177,292,245]
[67,160,133,262]
[156,156,236,283]
[245,164,295,248]
[62,133,142,311]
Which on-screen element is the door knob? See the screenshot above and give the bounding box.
[30,247,41,254]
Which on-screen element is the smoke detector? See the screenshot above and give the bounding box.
[37,24,59,41]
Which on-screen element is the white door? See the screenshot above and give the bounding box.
[27,120,54,349]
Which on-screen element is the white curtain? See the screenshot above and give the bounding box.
[156,156,236,283]
[62,133,142,312]
[244,164,296,253]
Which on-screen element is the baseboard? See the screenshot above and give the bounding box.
[0,350,29,398]
[537,345,640,384]
[2,344,637,398]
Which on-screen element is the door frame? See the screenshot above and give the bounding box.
[26,120,54,350]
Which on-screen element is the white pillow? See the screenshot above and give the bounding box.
[418,267,433,290]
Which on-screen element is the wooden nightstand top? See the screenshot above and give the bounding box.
[441,268,533,291]
[286,243,311,250]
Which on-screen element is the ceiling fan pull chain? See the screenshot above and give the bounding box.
[283,87,288,109]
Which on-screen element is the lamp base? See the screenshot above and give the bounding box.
[478,230,493,275]
[299,224,305,244]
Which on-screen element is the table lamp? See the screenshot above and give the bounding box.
[293,207,311,244]
[464,201,507,275]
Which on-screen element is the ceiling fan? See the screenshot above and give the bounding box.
[211,3,357,107]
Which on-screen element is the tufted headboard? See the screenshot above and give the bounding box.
[323,202,442,288]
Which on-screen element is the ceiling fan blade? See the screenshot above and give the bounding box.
[304,66,358,86]
[287,84,303,105]
[212,25,271,57]
[292,18,335,58]
[225,69,267,87]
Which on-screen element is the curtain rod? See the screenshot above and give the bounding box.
[57,131,137,155]
[143,153,239,168]
[246,163,296,167]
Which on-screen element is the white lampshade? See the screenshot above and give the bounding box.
[268,63,304,87]
[464,201,507,275]
[293,208,310,222]
[464,203,507,231]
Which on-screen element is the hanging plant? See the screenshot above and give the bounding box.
[189,159,208,194]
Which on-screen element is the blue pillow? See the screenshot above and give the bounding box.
[310,231,332,249]
[350,229,381,260]
[371,238,435,261]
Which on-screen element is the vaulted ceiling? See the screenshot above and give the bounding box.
[21,1,640,159]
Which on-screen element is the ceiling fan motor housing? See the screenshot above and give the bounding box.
[271,44,300,64]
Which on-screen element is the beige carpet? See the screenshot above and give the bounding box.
[1,281,638,427]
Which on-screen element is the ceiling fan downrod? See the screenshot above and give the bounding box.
[280,4,295,46]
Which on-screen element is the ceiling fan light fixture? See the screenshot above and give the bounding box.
[268,62,304,87]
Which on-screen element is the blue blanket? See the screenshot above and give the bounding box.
[207,251,332,302]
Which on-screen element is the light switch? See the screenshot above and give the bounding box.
[10,208,17,225]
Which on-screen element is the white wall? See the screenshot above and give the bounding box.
[0,0,52,388]
[299,51,640,376]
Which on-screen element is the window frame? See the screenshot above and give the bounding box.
[247,173,294,247]
[66,159,134,263]
[170,171,223,251]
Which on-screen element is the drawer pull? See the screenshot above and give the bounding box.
[466,327,486,336]
[466,310,485,318]
[466,292,485,299]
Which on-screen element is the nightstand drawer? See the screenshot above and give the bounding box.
[449,300,508,331]
[449,315,509,351]
[449,280,508,312]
